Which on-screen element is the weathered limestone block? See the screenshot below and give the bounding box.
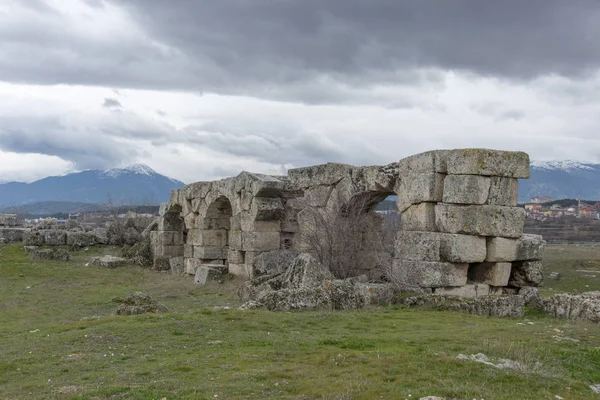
[228,249,245,264]
[487,177,519,206]
[442,175,490,205]
[184,244,194,258]
[446,149,530,178]
[88,255,126,268]
[194,246,225,260]
[252,249,298,276]
[194,264,228,285]
[435,204,525,238]
[396,231,485,263]
[242,231,281,251]
[0,228,26,243]
[161,245,184,257]
[158,214,184,231]
[288,163,353,188]
[31,248,56,261]
[536,291,600,323]
[434,283,490,298]
[509,260,543,287]
[66,232,96,247]
[183,181,209,200]
[356,163,398,192]
[402,203,437,231]
[24,231,45,246]
[398,150,448,175]
[391,260,468,288]
[486,234,545,262]
[155,231,184,246]
[184,257,201,274]
[228,263,250,277]
[249,174,287,197]
[250,197,284,221]
[282,253,335,289]
[395,231,441,261]
[169,256,184,275]
[240,215,280,232]
[229,230,242,249]
[305,185,333,207]
[468,262,512,286]
[397,173,445,212]
[191,198,207,214]
[44,230,67,246]
[439,234,487,263]
[195,229,228,246]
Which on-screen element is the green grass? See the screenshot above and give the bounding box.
[541,244,600,294]
[1,243,600,399]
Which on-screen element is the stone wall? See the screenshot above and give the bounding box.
[152,148,545,297]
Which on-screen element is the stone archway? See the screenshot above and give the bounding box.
[196,196,233,266]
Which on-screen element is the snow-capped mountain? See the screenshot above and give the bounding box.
[519,160,600,202]
[0,164,183,208]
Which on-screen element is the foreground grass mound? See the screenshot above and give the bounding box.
[1,243,599,399]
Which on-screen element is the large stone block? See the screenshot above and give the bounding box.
[486,234,545,262]
[194,246,225,260]
[158,214,184,231]
[397,150,448,175]
[395,231,441,261]
[66,232,96,247]
[155,231,184,246]
[396,231,485,263]
[240,215,281,232]
[435,204,525,238]
[487,177,519,206]
[197,229,228,246]
[468,262,512,286]
[446,149,530,178]
[442,175,490,205]
[434,283,490,298]
[44,230,67,246]
[391,260,468,288]
[397,173,445,212]
[402,203,437,231]
[228,249,245,264]
[184,257,201,274]
[229,230,243,249]
[228,263,251,277]
[242,231,281,251]
[509,260,543,287]
[439,234,487,263]
[194,265,228,285]
[24,231,44,246]
[184,244,194,258]
[305,185,333,207]
[251,197,284,221]
[169,256,184,275]
[162,245,184,257]
[288,163,354,188]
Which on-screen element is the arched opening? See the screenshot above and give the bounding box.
[199,196,233,266]
[297,189,398,279]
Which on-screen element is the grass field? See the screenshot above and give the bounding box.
[1,243,600,399]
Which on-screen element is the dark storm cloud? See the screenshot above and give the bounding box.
[0,114,169,169]
[3,0,600,103]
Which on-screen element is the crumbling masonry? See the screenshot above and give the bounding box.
[152,148,545,297]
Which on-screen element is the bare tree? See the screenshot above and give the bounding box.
[297,191,400,279]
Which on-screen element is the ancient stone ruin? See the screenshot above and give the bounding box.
[151,148,546,298]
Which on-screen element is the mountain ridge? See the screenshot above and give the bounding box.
[0,164,183,208]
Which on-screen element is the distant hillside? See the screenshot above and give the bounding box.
[519,161,600,202]
[0,164,183,208]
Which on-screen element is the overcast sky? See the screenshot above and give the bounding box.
[1,0,600,183]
